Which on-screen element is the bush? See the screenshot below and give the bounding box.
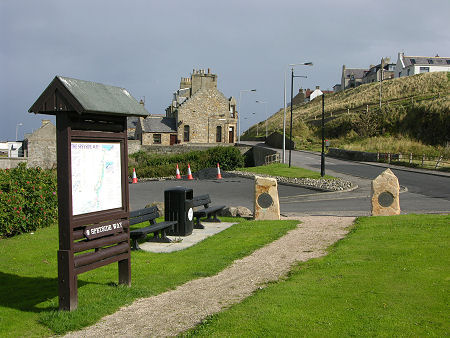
[0,163,58,237]
[129,146,244,178]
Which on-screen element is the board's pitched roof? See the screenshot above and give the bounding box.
[29,76,149,117]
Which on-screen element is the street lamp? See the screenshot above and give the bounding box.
[238,89,256,143]
[255,100,268,138]
[16,123,23,141]
[283,62,313,163]
[321,94,326,177]
[289,70,307,167]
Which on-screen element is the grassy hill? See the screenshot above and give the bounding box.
[243,72,449,154]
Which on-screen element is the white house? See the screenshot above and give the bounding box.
[0,141,24,157]
[395,52,450,78]
[309,86,323,101]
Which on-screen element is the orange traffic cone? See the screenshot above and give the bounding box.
[175,163,182,179]
[216,163,222,179]
[187,163,194,180]
[132,168,138,183]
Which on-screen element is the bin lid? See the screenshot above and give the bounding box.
[165,186,193,193]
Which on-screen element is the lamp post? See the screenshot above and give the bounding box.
[16,123,23,141]
[283,62,313,163]
[289,70,308,167]
[321,94,325,177]
[238,89,256,143]
[255,100,268,138]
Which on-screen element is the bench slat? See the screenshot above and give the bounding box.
[129,213,159,226]
[130,221,177,238]
[130,206,159,219]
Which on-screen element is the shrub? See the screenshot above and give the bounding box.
[0,163,58,237]
[129,146,244,178]
[206,146,244,170]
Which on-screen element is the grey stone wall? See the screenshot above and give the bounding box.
[265,132,295,150]
[177,88,237,144]
[328,148,378,161]
[0,158,28,169]
[26,121,57,169]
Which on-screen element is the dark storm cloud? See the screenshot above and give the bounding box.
[1,0,449,139]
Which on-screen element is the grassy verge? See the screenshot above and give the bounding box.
[0,218,298,336]
[186,214,449,337]
[238,163,335,179]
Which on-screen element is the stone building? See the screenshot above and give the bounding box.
[341,65,368,90]
[362,58,395,84]
[139,69,238,145]
[23,119,57,169]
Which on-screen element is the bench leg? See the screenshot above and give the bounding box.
[131,238,141,251]
[194,216,205,229]
[148,230,172,243]
[206,213,221,223]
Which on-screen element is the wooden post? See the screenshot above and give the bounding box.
[422,154,425,166]
[409,153,413,164]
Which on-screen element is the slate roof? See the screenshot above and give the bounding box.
[141,116,177,133]
[343,68,368,79]
[127,117,139,129]
[29,76,149,117]
[402,55,450,67]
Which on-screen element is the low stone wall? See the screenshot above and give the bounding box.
[328,148,405,162]
[328,148,378,162]
[128,143,236,155]
[265,132,294,150]
[0,157,28,169]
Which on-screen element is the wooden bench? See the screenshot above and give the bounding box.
[129,206,177,250]
[192,194,225,229]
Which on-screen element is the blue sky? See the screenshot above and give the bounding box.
[1,0,449,140]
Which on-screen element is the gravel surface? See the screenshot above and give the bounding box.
[229,170,355,191]
[65,216,355,338]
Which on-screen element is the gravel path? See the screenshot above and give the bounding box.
[65,216,355,337]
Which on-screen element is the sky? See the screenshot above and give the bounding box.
[1,0,449,141]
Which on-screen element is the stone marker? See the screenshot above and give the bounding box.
[371,168,400,216]
[254,176,280,220]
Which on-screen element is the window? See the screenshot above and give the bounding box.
[420,67,429,73]
[410,59,416,64]
[427,59,434,64]
[446,60,450,65]
[184,125,190,142]
[407,69,410,76]
[398,71,402,77]
[153,134,161,144]
[216,126,222,142]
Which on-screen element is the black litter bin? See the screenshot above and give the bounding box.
[164,187,194,236]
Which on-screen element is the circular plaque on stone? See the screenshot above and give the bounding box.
[378,191,394,207]
[257,192,273,209]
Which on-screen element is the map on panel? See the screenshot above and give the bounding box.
[71,142,122,216]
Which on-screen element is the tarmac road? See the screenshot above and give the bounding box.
[129,144,450,217]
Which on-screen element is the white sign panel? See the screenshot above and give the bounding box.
[71,142,122,216]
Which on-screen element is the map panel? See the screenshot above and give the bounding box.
[71,142,122,216]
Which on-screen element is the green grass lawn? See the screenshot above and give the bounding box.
[238,163,335,179]
[186,214,450,337]
[0,218,298,336]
